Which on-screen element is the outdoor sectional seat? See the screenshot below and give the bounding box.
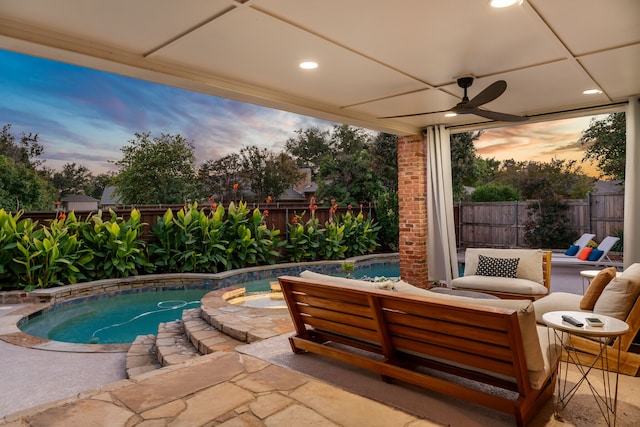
[284,271,561,427]
[533,263,640,376]
[451,248,552,300]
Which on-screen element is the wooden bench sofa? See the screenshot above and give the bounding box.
[279,275,560,427]
[451,249,552,300]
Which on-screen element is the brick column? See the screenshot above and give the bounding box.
[397,134,429,287]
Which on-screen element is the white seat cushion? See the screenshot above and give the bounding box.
[464,248,544,284]
[451,275,548,295]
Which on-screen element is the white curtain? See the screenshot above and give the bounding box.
[425,125,459,284]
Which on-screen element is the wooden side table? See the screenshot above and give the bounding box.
[543,311,628,426]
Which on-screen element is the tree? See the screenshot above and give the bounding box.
[197,153,242,202]
[86,172,116,200]
[450,131,483,201]
[113,132,197,204]
[579,112,626,180]
[0,124,44,169]
[370,132,398,191]
[493,158,595,200]
[0,124,55,211]
[316,125,384,205]
[239,146,304,202]
[471,184,520,202]
[0,155,56,211]
[51,162,93,197]
[284,127,331,177]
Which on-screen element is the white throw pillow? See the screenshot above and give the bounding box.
[593,276,640,320]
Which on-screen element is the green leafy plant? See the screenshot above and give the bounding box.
[319,220,347,260]
[80,209,151,279]
[223,201,258,269]
[341,261,355,278]
[283,213,314,262]
[341,210,380,257]
[524,199,578,249]
[149,203,228,273]
[375,191,398,251]
[246,207,282,265]
[0,209,20,287]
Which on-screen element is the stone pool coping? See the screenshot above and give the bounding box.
[0,253,399,353]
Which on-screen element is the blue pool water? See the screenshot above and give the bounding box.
[19,262,400,345]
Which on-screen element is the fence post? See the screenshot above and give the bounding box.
[514,202,519,247]
[587,192,592,234]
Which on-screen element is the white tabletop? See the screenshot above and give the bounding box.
[542,311,629,337]
[580,270,621,279]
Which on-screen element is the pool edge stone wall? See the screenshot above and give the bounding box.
[0,253,399,305]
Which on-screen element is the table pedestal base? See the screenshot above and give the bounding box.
[552,330,622,426]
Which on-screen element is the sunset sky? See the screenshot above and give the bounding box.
[1,49,605,177]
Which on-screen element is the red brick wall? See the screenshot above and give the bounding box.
[398,134,429,287]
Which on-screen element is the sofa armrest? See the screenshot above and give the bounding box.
[532,292,585,323]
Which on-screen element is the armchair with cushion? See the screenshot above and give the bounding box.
[451,248,552,300]
[532,263,640,376]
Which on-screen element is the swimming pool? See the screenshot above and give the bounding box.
[18,259,400,345]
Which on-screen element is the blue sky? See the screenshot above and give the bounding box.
[1,49,604,176]
[0,49,335,174]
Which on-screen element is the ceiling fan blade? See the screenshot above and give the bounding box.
[464,80,507,108]
[378,109,450,119]
[473,108,528,122]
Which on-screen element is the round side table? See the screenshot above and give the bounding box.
[543,311,628,426]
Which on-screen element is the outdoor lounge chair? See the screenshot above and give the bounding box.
[552,236,621,266]
[560,233,596,257]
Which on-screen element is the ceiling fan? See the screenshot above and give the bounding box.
[380,77,528,122]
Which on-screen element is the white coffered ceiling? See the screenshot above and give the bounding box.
[1,0,638,135]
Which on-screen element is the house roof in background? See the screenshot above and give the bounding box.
[99,186,121,205]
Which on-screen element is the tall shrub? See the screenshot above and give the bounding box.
[80,209,151,279]
[148,203,227,273]
[524,199,578,249]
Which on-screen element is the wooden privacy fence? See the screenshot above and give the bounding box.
[456,192,624,249]
[22,203,378,242]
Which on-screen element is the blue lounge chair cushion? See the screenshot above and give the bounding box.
[588,249,604,261]
[565,245,580,256]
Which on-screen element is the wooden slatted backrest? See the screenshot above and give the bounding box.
[619,296,640,351]
[278,276,532,393]
[279,277,383,346]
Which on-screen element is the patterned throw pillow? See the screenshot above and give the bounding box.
[476,254,519,278]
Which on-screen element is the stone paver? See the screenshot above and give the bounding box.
[0,351,433,427]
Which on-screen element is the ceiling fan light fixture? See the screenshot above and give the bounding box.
[299,61,318,70]
[490,0,523,8]
[444,112,458,117]
[583,88,602,95]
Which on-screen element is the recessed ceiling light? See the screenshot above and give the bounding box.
[490,0,523,8]
[583,89,603,95]
[444,112,458,117]
[299,61,318,70]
